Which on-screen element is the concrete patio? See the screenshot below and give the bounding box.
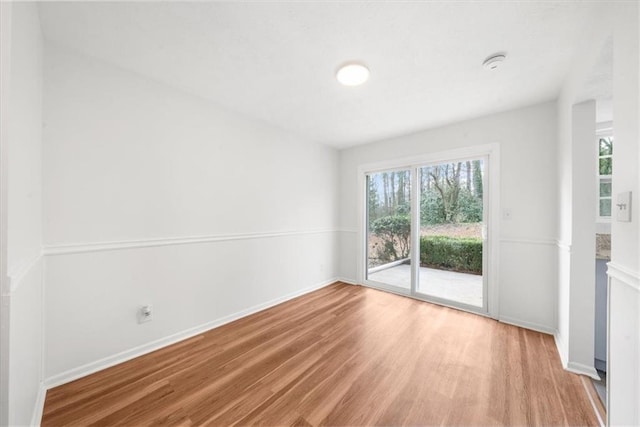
[368,263,483,307]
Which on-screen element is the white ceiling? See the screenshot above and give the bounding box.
[38,1,604,148]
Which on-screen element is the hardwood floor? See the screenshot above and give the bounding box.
[42,283,599,426]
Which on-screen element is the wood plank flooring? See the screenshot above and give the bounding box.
[42,282,599,426]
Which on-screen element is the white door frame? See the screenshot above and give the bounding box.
[357,143,500,319]
[0,2,12,423]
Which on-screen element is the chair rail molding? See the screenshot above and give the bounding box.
[556,240,572,253]
[500,237,558,246]
[606,262,640,291]
[7,248,42,293]
[43,229,340,256]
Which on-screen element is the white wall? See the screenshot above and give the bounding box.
[15,3,636,426]
[42,44,340,385]
[569,100,597,375]
[556,2,640,424]
[0,3,12,423]
[608,2,640,425]
[2,2,46,426]
[9,264,44,427]
[338,101,559,333]
[555,3,611,379]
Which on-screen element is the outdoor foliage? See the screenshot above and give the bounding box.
[368,162,483,226]
[457,190,483,223]
[367,171,411,221]
[420,188,482,225]
[420,236,483,274]
[370,214,410,262]
[367,161,484,269]
[598,137,613,175]
[420,161,483,224]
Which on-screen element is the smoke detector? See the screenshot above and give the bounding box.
[483,53,507,71]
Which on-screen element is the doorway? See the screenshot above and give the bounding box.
[362,147,496,316]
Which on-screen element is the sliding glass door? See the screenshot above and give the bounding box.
[364,156,488,314]
[415,160,486,309]
[365,169,412,292]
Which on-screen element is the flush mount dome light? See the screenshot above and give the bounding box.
[483,53,507,71]
[336,62,370,86]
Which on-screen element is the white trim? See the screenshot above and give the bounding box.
[367,258,409,274]
[0,294,9,427]
[606,261,640,291]
[410,164,420,296]
[554,331,568,369]
[0,5,12,424]
[498,315,556,335]
[596,132,613,221]
[554,331,601,380]
[596,120,614,135]
[7,249,42,293]
[338,228,358,234]
[605,260,611,427]
[356,170,366,293]
[43,229,339,256]
[356,143,500,319]
[336,277,359,285]
[499,238,558,246]
[566,361,600,380]
[30,383,46,427]
[487,147,500,319]
[43,278,338,389]
[556,240,572,252]
[40,256,46,419]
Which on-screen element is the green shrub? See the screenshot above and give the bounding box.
[420,235,482,274]
[370,214,410,262]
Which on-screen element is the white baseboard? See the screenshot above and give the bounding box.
[498,315,556,335]
[554,331,600,380]
[554,331,569,368]
[566,361,600,380]
[30,383,46,427]
[44,278,339,389]
[336,277,358,285]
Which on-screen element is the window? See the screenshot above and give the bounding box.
[598,135,613,219]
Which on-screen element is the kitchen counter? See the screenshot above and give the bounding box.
[596,233,611,260]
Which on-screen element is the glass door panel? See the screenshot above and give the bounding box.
[365,170,412,291]
[416,159,485,308]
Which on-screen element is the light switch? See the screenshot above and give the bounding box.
[616,191,632,222]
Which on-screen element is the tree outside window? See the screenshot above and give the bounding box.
[598,136,613,218]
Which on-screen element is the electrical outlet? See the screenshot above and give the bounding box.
[138,305,153,324]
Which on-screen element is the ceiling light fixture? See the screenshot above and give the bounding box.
[336,62,370,86]
[483,53,507,71]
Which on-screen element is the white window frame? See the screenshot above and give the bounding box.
[356,143,500,319]
[596,122,613,222]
